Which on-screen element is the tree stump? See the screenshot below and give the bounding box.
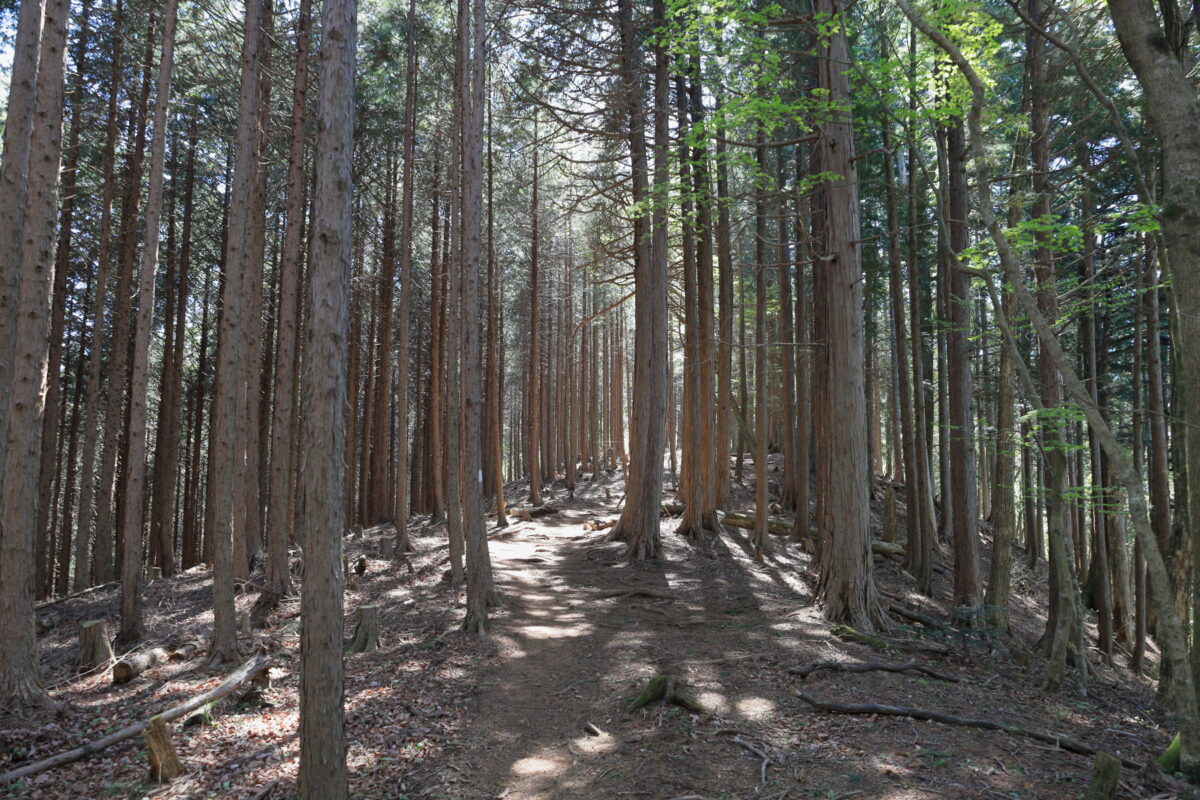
[113,647,170,684]
[1085,751,1120,799]
[379,537,395,559]
[345,605,380,653]
[143,715,184,782]
[79,620,115,672]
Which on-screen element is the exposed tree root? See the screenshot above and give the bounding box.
[627,675,705,714]
[794,690,1142,769]
[729,735,771,785]
[787,658,959,682]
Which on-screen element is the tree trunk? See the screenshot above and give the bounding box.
[0,0,70,708]
[1105,0,1200,738]
[117,0,179,647]
[393,0,419,550]
[527,118,543,507]
[813,0,878,630]
[261,0,310,610]
[608,0,666,559]
[207,0,269,666]
[460,0,494,633]
[945,119,981,613]
[297,0,354,787]
[35,0,92,598]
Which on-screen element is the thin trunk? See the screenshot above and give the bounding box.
[393,0,418,549]
[262,0,311,605]
[116,0,179,646]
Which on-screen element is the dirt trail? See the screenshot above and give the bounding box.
[444,485,817,799]
[431,482,1173,800]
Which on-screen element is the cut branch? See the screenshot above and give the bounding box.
[786,658,958,682]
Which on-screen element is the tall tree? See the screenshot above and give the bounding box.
[460,0,495,632]
[297,0,355,788]
[812,0,879,629]
[207,0,270,665]
[261,0,312,611]
[117,0,180,646]
[608,0,667,559]
[0,0,70,707]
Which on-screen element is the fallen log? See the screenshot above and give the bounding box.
[786,658,959,682]
[113,647,171,684]
[0,655,271,785]
[508,503,562,520]
[872,540,905,558]
[793,691,1143,769]
[719,512,790,536]
[831,624,951,655]
[887,603,956,633]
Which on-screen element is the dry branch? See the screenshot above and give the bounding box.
[599,588,679,601]
[794,691,1142,769]
[786,658,958,682]
[0,656,271,784]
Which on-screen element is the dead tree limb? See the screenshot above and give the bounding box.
[794,690,1142,769]
[787,658,959,682]
[599,588,679,601]
[0,656,271,784]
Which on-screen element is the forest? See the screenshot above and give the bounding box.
[2,0,1200,796]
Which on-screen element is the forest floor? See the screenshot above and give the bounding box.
[1,463,1190,799]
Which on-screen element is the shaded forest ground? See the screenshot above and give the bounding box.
[1,461,1187,799]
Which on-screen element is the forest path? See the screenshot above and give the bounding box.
[426,477,1174,800]
[439,480,823,800]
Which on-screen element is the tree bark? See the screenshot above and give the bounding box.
[261,0,311,608]
[117,0,179,647]
[0,0,70,708]
[460,0,494,632]
[207,0,268,666]
[813,0,878,630]
[298,0,355,788]
[609,0,665,559]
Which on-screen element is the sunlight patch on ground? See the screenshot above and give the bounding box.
[510,751,569,778]
[734,695,776,721]
[570,730,621,756]
[697,691,731,715]
[516,619,595,639]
